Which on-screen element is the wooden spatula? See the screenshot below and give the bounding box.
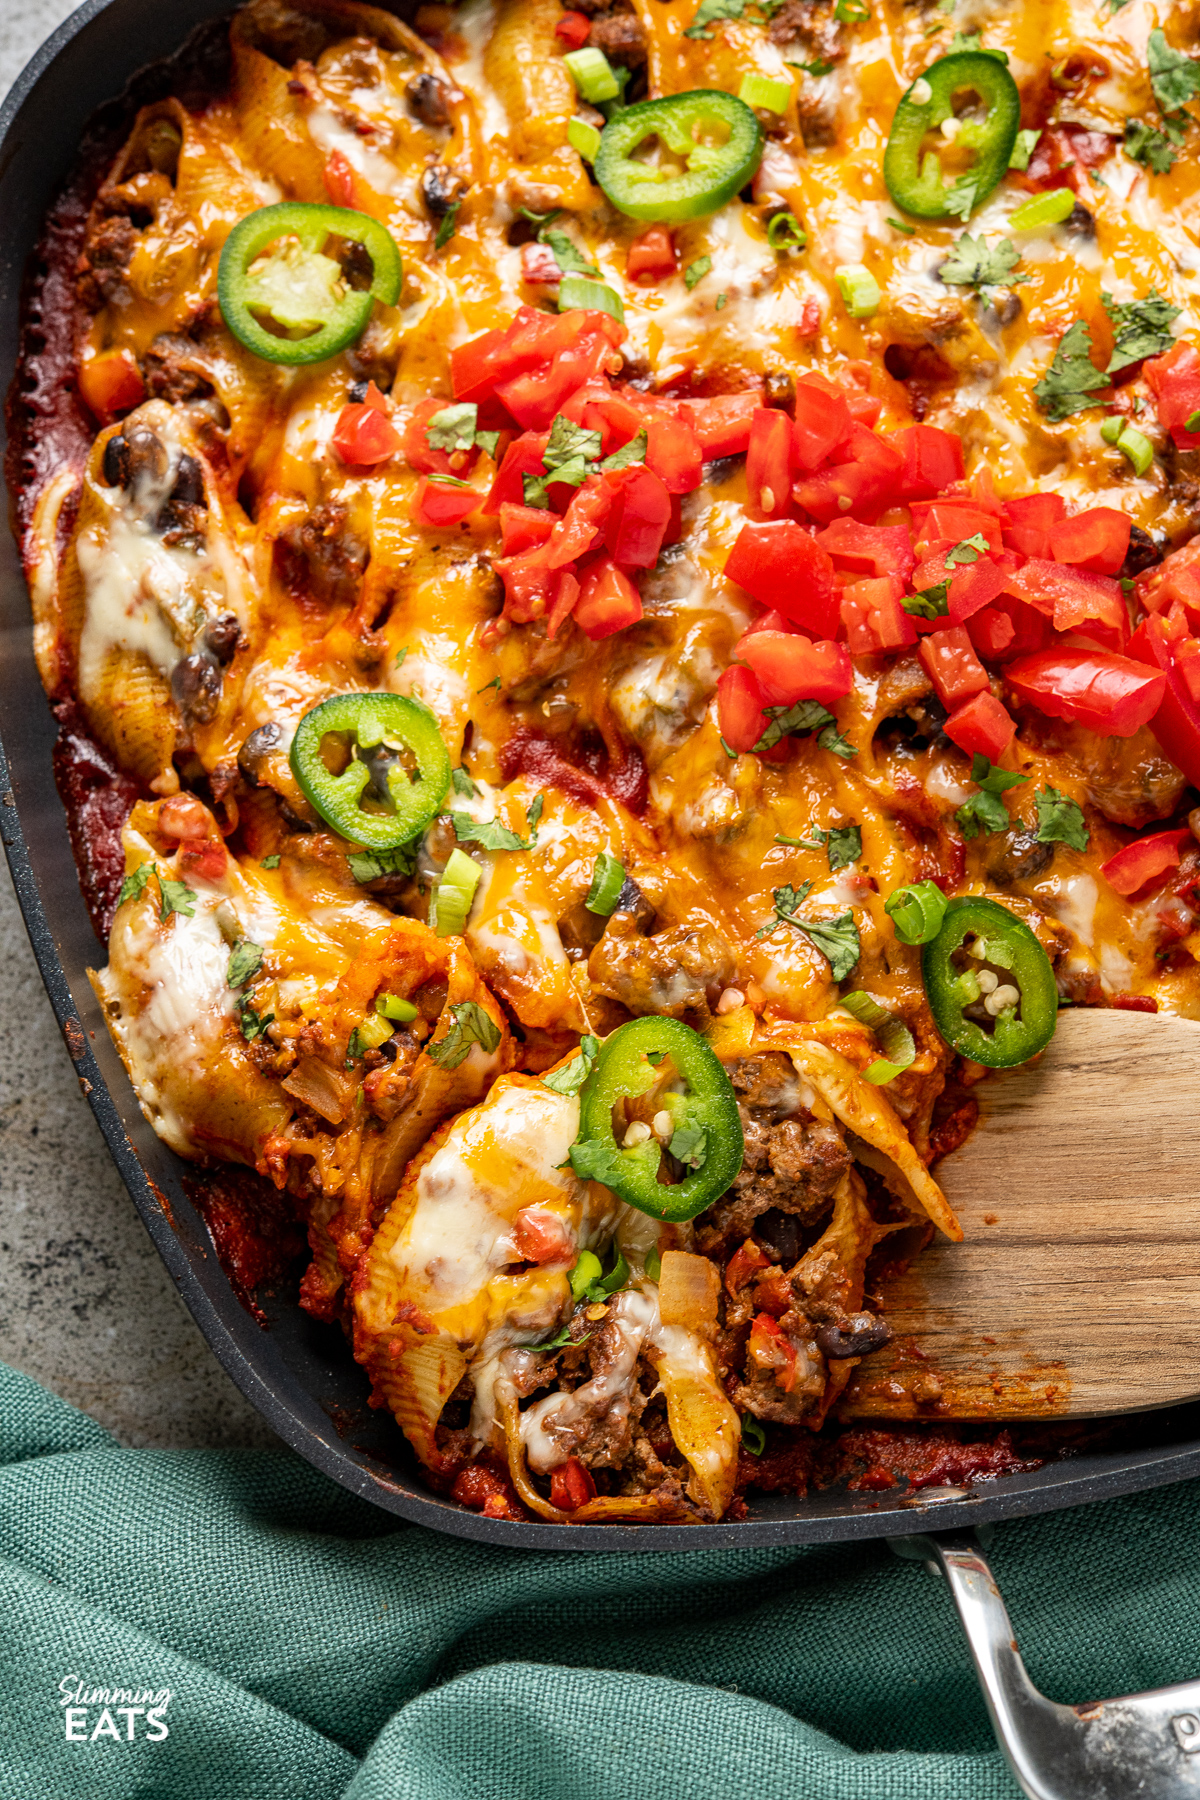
[839,1008,1200,1421]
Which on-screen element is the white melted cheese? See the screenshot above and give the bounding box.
[519,1285,659,1472]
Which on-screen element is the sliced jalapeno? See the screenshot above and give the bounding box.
[569,1017,744,1221]
[922,896,1057,1069]
[594,91,763,223]
[218,202,402,366]
[883,52,1020,221]
[289,692,450,851]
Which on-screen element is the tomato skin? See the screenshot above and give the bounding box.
[555,9,591,45]
[716,664,769,752]
[1129,616,1200,783]
[840,576,917,655]
[332,394,403,467]
[792,375,851,472]
[947,555,1007,625]
[573,556,643,639]
[1049,506,1132,577]
[746,408,793,519]
[918,625,989,709]
[1002,492,1067,560]
[1007,646,1167,737]
[78,349,145,423]
[484,431,549,513]
[676,391,759,458]
[549,1456,597,1511]
[626,225,677,282]
[736,630,853,706]
[944,691,1016,761]
[890,423,964,500]
[645,412,702,495]
[1100,828,1193,898]
[966,596,1047,663]
[499,502,555,555]
[724,520,839,636]
[604,465,671,567]
[1005,557,1127,639]
[815,520,915,583]
[413,476,481,527]
[1145,343,1200,451]
[794,422,903,525]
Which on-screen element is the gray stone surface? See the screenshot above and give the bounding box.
[0,0,278,1449]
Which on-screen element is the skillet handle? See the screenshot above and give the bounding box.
[889,1529,1200,1800]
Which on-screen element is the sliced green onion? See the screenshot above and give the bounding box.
[840,989,916,1082]
[1009,187,1075,231]
[376,991,418,1023]
[355,1011,395,1051]
[1115,423,1154,476]
[568,116,603,161]
[585,850,627,915]
[644,1244,662,1282]
[558,272,625,322]
[1100,414,1126,445]
[1008,128,1042,172]
[738,72,792,114]
[741,1413,766,1455]
[569,1250,604,1299]
[563,46,620,103]
[767,211,807,250]
[1187,410,1200,434]
[835,262,880,319]
[884,880,948,945]
[597,1250,629,1294]
[430,847,481,937]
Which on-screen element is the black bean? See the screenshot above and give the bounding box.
[204,612,241,664]
[755,1207,801,1265]
[102,433,131,489]
[348,379,371,405]
[123,425,169,488]
[985,828,1053,887]
[407,71,451,129]
[764,371,795,412]
[986,287,1022,328]
[1121,523,1164,581]
[171,453,205,508]
[422,164,460,220]
[816,1314,893,1359]
[171,651,222,724]
[1065,202,1095,242]
[613,874,656,933]
[237,721,282,785]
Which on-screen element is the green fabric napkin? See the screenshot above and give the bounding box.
[4,1358,1199,1799]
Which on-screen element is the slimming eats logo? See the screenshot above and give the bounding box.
[58,1676,171,1742]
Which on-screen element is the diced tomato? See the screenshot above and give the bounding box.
[966,596,1047,664]
[484,431,549,513]
[332,391,403,467]
[414,475,481,527]
[499,503,555,555]
[796,297,822,339]
[815,520,915,583]
[725,1238,770,1295]
[1006,647,1167,737]
[724,520,840,637]
[540,476,612,568]
[573,556,643,639]
[401,394,470,475]
[919,625,989,709]
[677,390,760,458]
[1145,342,1200,451]
[626,225,677,282]
[947,555,1007,625]
[736,630,852,707]
[1129,615,1200,785]
[511,1206,573,1262]
[795,421,903,524]
[520,242,561,287]
[1016,123,1113,196]
[792,375,852,472]
[496,327,623,430]
[747,1312,797,1392]
[78,348,146,423]
[746,408,793,519]
[890,423,964,501]
[716,664,769,752]
[944,691,1016,761]
[545,568,580,639]
[554,9,591,45]
[1049,506,1132,577]
[323,148,356,207]
[549,1456,597,1511]
[840,363,883,428]
[1177,637,1200,706]
[604,465,671,568]
[1005,558,1127,638]
[741,609,795,638]
[645,412,702,495]
[1139,541,1200,624]
[1002,492,1068,561]
[452,306,623,418]
[179,841,228,882]
[1100,829,1193,899]
[840,576,917,656]
[917,502,1002,558]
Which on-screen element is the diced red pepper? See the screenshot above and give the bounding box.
[815,519,915,583]
[1006,647,1167,737]
[840,576,917,656]
[677,391,760,458]
[1004,558,1127,638]
[79,348,146,423]
[1049,506,1132,577]
[724,520,839,637]
[484,431,549,514]
[716,664,769,752]
[554,9,591,45]
[1100,828,1193,898]
[499,502,556,555]
[1002,492,1067,561]
[746,408,793,519]
[626,225,677,282]
[796,297,822,339]
[736,630,852,707]
[332,389,403,467]
[323,148,357,207]
[944,691,1016,761]
[918,625,989,709]
[573,556,643,639]
[1145,342,1200,451]
[414,475,482,527]
[604,465,671,568]
[792,375,852,472]
[548,1456,597,1511]
[890,423,964,501]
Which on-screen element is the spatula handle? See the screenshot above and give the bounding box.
[890,1529,1200,1799]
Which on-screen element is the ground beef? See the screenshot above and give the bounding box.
[76,212,138,310]
[274,502,369,608]
[587,915,735,1019]
[144,333,214,403]
[1074,724,1188,828]
[588,7,647,67]
[767,0,842,59]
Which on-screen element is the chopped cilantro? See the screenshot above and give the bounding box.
[943,176,979,221]
[825,824,863,871]
[347,843,417,885]
[475,429,501,459]
[787,56,834,77]
[903,583,949,619]
[946,532,990,566]
[600,429,647,472]
[477,675,501,694]
[887,216,916,235]
[1033,319,1110,423]
[452,793,543,852]
[684,0,746,39]
[260,854,281,870]
[1123,116,1186,175]
[1147,27,1200,115]
[759,884,861,980]
[427,1000,502,1069]
[1008,129,1042,172]
[669,1124,708,1169]
[817,721,856,760]
[158,875,197,922]
[752,699,835,752]
[236,995,274,1043]
[522,414,604,506]
[434,201,460,251]
[1035,786,1089,851]
[117,862,154,910]
[1103,291,1181,375]
[226,940,263,989]
[541,228,598,279]
[955,754,1030,839]
[834,0,870,20]
[684,256,713,291]
[939,233,1027,290]
[716,292,728,311]
[425,403,478,453]
[543,1034,600,1096]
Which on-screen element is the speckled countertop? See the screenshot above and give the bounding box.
[0,0,277,1448]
